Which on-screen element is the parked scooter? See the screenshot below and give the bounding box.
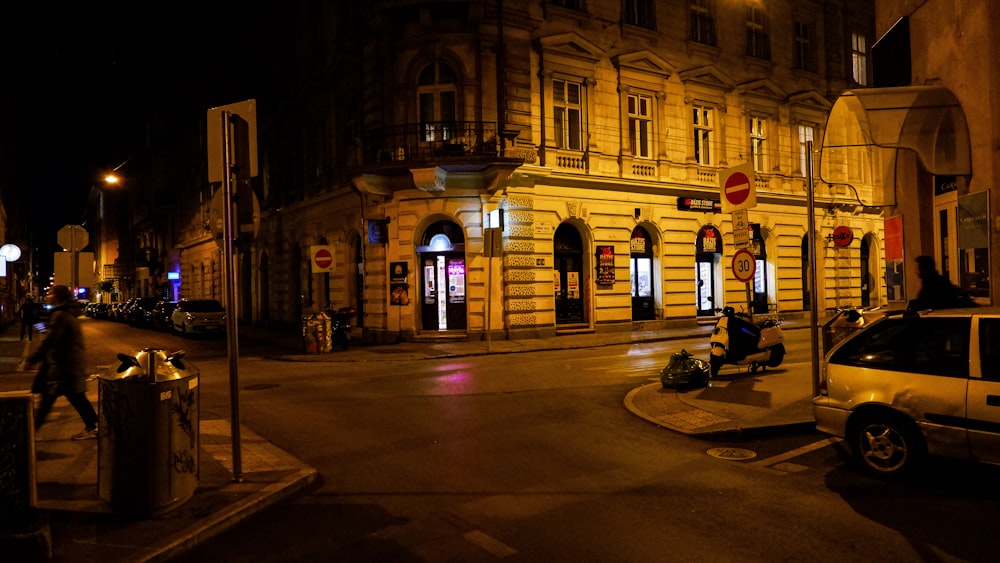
[327,306,357,350]
[708,306,785,377]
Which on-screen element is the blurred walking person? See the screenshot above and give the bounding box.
[28,285,98,440]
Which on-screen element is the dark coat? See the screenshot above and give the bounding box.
[29,301,86,395]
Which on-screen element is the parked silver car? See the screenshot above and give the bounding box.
[814,307,1000,478]
[171,299,226,338]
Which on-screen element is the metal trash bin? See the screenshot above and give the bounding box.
[98,348,199,516]
[302,311,331,354]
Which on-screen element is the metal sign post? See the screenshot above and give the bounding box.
[221,110,242,481]
[806,140,821,397]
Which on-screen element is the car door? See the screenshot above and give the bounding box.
[968,316,1000,463]
[826,316,971,455]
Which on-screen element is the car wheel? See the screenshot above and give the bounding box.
[765,343,785,367]
[709,354,724,378]
[849,413,925,478]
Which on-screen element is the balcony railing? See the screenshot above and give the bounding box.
[362,121,500,165]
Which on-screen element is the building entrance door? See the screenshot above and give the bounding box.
[554,224,584,325]
[630,227,655,320]
[420,253,467,330]
[695,226,722,317]
[417,221,467,331]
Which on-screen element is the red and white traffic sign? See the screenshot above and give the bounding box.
[311,246,335,273]
[731,248,756,283]
[720,163,756,213]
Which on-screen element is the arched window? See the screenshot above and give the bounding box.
[418,62,457,142]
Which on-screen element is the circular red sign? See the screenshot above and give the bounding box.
[833,226,854,247]
[724,172,751,205]
[731,248,756,283]
[314,249,333,268]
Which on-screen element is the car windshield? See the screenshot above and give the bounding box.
[183,300,224,313]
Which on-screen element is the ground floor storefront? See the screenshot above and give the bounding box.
[178,168,886,344]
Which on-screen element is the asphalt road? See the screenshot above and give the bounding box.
[81,318,1000,562]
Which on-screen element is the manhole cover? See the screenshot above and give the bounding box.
[706,447,757,461]
[244,383,280,391]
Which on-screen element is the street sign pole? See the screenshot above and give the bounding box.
[221,110,243,481]
[806,140,820,397]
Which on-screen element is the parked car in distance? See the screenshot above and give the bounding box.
[113,299,135,322]
[93,303,112,319]
[814,307,1000,479]
[127,297,160,327]
[150,300,178,331]
[171,299,226,337]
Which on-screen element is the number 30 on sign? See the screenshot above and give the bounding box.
[731,248,756,283]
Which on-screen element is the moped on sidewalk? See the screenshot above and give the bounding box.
[708,306,785,377]
[327,306,357,350]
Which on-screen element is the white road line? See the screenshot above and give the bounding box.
[749,436,842,468]
[463,530,518,558]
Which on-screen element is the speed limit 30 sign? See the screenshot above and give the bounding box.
[731,248,756,283]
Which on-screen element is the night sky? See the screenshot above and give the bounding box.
[2,3,279,277]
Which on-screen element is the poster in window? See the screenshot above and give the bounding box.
[596,245,615,284]
[958,191,990,298]
[567,271,580,299]
[447,259,465,303]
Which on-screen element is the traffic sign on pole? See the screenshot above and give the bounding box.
[731,248,756,283]
[720,163,756,213]
[732,209,750,249]
[311,246,335,273]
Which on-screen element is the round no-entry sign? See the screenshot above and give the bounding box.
[731,248,756,283]
[724,172,751,206]
[314,249,333,269]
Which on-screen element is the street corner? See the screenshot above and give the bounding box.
[624,382,734,436]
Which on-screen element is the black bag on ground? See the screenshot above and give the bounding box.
[660,349,710,390]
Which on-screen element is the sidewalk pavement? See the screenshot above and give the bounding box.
[0,316,819,561]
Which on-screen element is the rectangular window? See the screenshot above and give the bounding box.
[746,4,770,59]
[625,0,655,29]
[793,21,815,72]
[852,32,868,85]
[749,117,766,172]
[798,125,815,175]
[550,0,582,9]
[689,0,716,45]
[554,80,583,150]
[628,93,652,158]
[693,106,713,165]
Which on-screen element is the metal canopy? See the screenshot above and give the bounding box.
[821,85,972,198]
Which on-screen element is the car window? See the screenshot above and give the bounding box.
[829,316,970,378]
[980,318,1000,382]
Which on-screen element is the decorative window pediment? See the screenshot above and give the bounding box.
[679,65,734,108]
[614,50,674,94]
[537,32,605,76]
[737,78,785,117]
[788,90,833,126]
[613,50,675,81]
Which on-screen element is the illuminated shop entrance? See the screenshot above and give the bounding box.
[418,221,466,331]
[750,224,769,314]
[554,223,584,325]
[630,227,655,320]
[695,226,722,317]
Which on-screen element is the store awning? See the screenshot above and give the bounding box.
[821,86,971,197]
